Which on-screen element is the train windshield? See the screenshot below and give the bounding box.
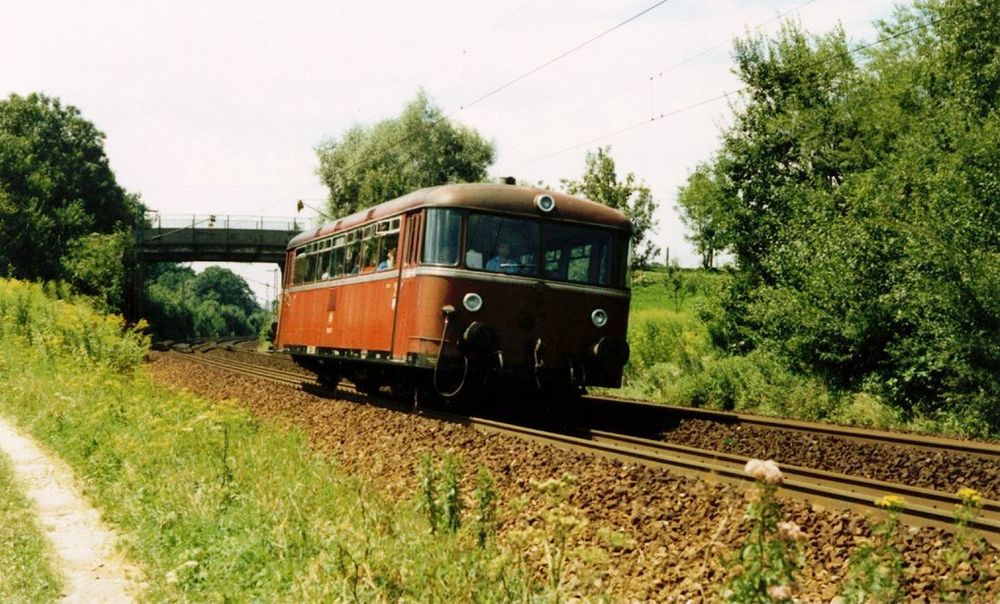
[465,213,620,287]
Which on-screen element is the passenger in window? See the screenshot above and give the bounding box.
[486,242,520,274]
[377,247,396,270]
[466,248,483,269]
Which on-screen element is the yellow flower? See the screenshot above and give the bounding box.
[957,487,982,506]
[875,495,906,509]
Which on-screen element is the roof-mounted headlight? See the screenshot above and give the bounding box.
[534,194,556,213]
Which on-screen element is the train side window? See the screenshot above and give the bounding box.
[345,230,361,274]
[374,218,400,271]
[422,209,460,266]
[318,249,333,280]
[330,236,345,279]
[293,251,307,285]
[360,225,377,272]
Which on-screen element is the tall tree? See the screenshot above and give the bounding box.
[0,93,141,285]
[562,146,660,270]
[678,0,1000,430]
[316,91,496,217]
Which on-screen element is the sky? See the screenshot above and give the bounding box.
[2,0,901,304]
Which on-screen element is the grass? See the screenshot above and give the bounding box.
[619,270,989,437]
[0,278,606,601]
[0,449,63,603]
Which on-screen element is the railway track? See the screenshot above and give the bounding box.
[166,349,1000,545]
[585,396,1000,461]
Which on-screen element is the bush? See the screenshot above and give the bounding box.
[0,279,148,371]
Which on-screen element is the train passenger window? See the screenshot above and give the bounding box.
[318,250,333,280]
[467,213,540,275]
[293,251,307,285]
[377,232,399,270]
[330,237,345,279]
[422,209,460,266]
[304,252,318,283]
[360,225,377,272]
[345,233,361,274]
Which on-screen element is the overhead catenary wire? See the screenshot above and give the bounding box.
[317,0,676,199]
[507,4,964,170]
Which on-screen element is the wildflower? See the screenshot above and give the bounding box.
[874,495,906,509]
[767,583,792,600]
[778,520,807,544]
[744,458,783,484]
[956,487,982,506]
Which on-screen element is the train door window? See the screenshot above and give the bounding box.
[466,213,540,275]
[330,235,345,279]
[376,218,401,270]
[422,209,460,266]
[403,213,421,266]
[541,223,614,286]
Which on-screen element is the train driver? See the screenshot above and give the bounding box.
[486,242,519,274]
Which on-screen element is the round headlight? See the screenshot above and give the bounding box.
[591,308,608,328]
[463,292,484,312]
[534,194,556,213]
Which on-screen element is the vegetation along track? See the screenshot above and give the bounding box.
[169,348,1000,546]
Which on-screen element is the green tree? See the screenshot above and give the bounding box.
[191,266,258,315]
[0,93,141,284]
[316,91,496,217]
[143,265,264,340]
[676,162,728,269]
[562,146,660,270]
[679,0,1000,431]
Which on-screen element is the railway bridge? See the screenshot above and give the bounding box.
[128,212,314,320]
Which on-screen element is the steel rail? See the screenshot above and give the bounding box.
[584,395,1000,461]
[167,351,1000,545]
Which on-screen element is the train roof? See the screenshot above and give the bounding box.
[287,183,632,249]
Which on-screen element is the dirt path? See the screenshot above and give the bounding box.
[0,417,139,603]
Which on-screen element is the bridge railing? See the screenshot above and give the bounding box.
[143,213,319,232]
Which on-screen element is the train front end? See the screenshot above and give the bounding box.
[396,186,632,392]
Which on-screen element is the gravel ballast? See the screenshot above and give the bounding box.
[146,353,999,601]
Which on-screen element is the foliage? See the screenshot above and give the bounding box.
[0,451,63,603]
[0,93,142,306]
[723,460,803,602]
[0,279,148,372]
[61,231,133,312]
[505,473,610,599]
[937,488,989,602]
[143,265,267,340]
[562,146,660,269]
[674,1,1000,433]
[676,162,728,268]
[316,90,495,217]
[839,497,906,603]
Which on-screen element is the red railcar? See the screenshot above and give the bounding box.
[275,183,631,399]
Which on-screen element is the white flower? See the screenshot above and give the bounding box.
[767,583,792,600]
[778,520,807,543]
[744,458,784,484]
